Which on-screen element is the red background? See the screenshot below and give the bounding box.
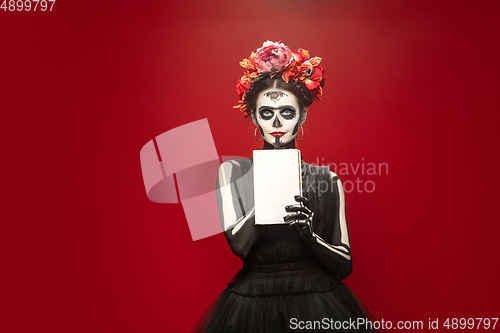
[2,0,500,332]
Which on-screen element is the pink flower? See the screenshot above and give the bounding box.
[254,41,293,73]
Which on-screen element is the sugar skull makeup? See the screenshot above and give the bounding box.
[255,89,303,146]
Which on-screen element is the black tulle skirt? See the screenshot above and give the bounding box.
[192,261,381,333]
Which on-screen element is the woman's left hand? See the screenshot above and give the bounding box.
[284,195,315,239]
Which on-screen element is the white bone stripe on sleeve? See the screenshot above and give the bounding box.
[307,171,352,260]
[218,162,239,231]
[314,235,351,260]
[334,173,350,247]
[230,207,255,235]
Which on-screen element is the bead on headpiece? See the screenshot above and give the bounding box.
[234,40,326,116]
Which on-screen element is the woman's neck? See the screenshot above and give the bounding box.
[262,139,296,150]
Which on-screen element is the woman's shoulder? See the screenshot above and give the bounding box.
[220,157,252,169]
[218,158,253,178]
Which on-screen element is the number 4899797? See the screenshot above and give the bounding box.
[1,0,56,11]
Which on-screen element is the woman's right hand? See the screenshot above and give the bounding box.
[284,195,315,240]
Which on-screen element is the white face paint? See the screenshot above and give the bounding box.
[255,88,302,146]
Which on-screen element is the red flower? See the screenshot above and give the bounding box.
[292,49,310,62]
[236,81,247,100]
[304,78,320,90]
[310,65,324,80]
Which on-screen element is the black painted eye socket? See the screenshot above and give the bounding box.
[280,109,296,120]
[259,109,274,120]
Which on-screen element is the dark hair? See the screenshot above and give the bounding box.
[244,74,313,117]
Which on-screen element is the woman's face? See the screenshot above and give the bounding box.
[254,88,305,146]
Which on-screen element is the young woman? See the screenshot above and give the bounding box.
[193,41,380,333]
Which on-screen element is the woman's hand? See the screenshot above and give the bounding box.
[284,195,315,239]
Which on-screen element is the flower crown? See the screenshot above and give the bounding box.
[234,40,326,116]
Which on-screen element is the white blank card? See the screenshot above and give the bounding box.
[253,149,302,225]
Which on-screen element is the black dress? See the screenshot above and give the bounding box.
[192,159,380,333]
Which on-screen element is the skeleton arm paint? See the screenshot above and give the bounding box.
[285,172,352,279]
[215,161,263,258]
